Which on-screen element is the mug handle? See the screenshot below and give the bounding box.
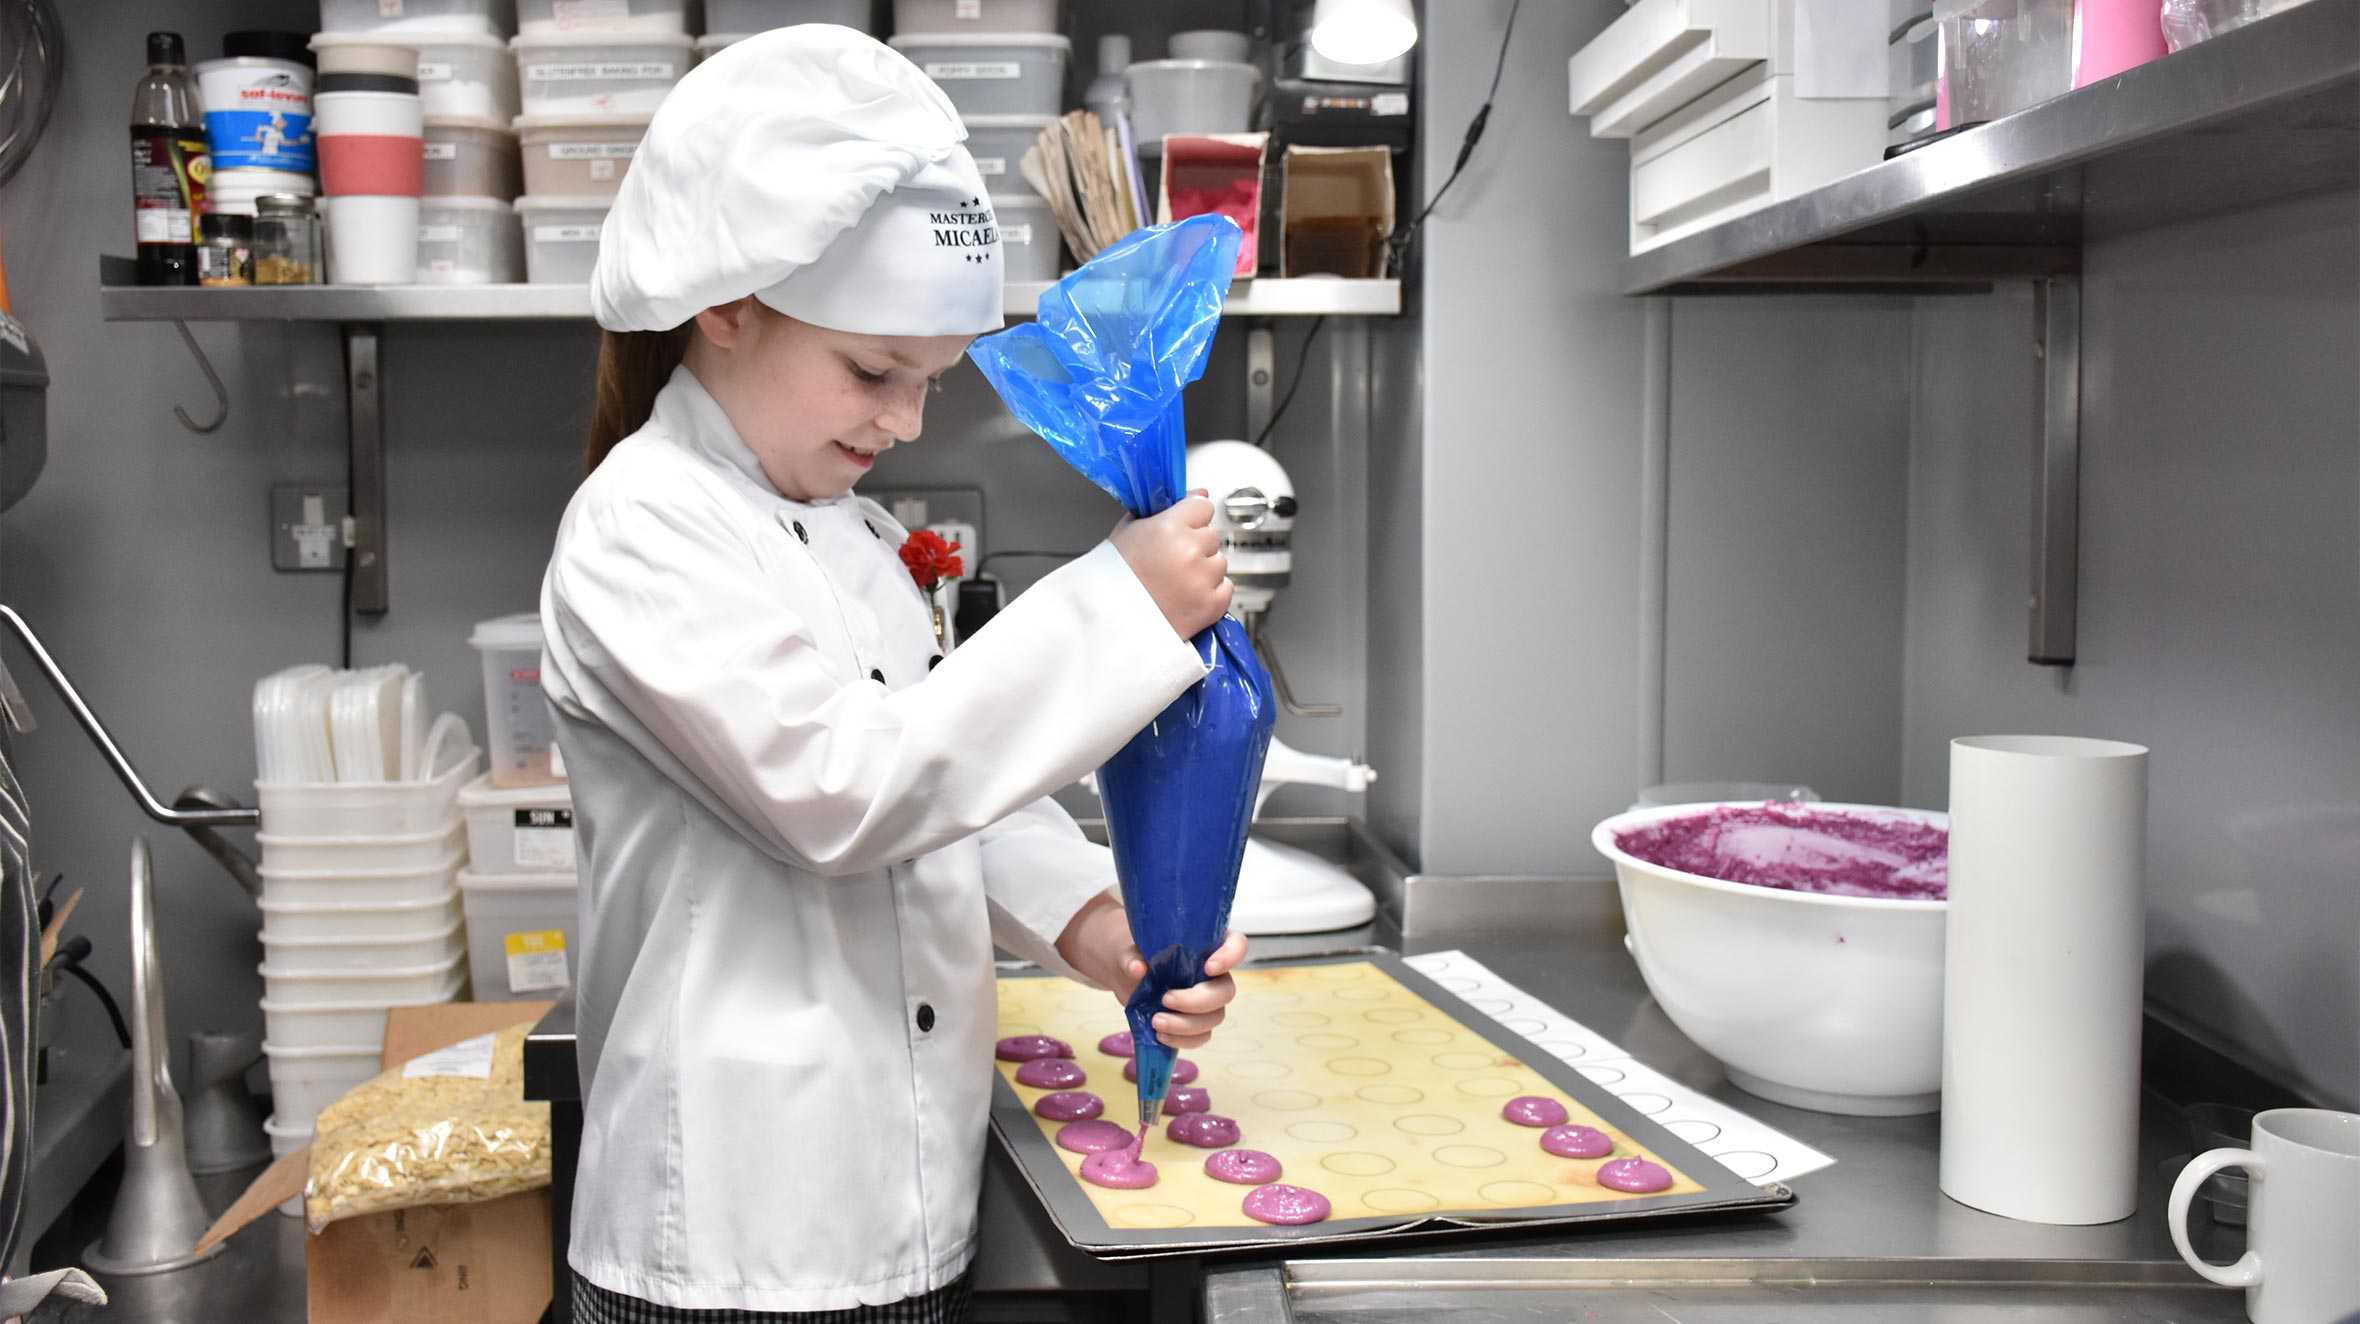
[2168,1146,2265,1288]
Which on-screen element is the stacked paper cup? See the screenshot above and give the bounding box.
[251,665,480,1175]
[314,70,424,283]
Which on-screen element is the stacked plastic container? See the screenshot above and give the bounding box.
[458,614,582,1000]
[509,0,689,282]
[888,0,1068,285]
[252,663,480,1162]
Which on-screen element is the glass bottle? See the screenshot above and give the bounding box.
[129,31,207,287]
[252,194,320,285]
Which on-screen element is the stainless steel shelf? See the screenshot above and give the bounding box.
[99,266,1399,322]
[1623,0,2360,293]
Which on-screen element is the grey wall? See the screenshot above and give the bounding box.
[1900,190,2360,1108]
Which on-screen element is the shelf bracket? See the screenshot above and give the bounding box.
[344,324,388,617]
[2029,276,2080,667]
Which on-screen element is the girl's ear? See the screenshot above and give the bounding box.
[693,298,753,351]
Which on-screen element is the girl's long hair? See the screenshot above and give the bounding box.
[585,325,693,475]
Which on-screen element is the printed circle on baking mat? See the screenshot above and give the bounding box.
[1254,1089,1320,1112]
[1109,1205,1195,1229]
[1533,1038,1588,1060]
[1712,1149,1778,1179]
[1478,1180,1559,1206]
[1665,1119,1721,1144]
[1327,1056,1392,1077]
[1211,1036,1263,1055]
[1389,1028,1452,1046]
[1321,1151,1396,1177]
[1333,986,1388,1002]
[1501,1017,1548,1035]
[1360,1188,1439,1214]
[1273,1010,1331,1028]
[1622,1092,1673,1115]
[1453,1075,1519,1099]
[1355,1083,1423,1105]
[1228,1060,1289,1079]
[1393,1114,1463,1136]
[1256,990,1305,1007]
[1577,1064,1626,1085]
[1287,1120,1357,1143]
[1433,1144,1506,1169]
[1296,1032,1357,1050]
[1361,1007,1423,1025]
[1311,964,1365,981]
[1438,976,1480,992]
[1430,1051,1494,1071]
[1468,997,1514,1014]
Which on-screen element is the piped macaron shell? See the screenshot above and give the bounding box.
[1162,1087,1212,1116]
[1097,1032,1135,1057]
[1123,1056,1198,1085]
[1166,1113,1241,1149]
[994,1035,1074,1062]
[1502,1095,1570,1128]
[1241,1182,1331,1225]
[1033,1091,1103,1122]
[1203,1148,1282,1185]
[1014,1058,1086,1089]
[1080,1147,1158,1189]
[1596,1157,1674,1193]
[1540,1124,1614,1159]
[1055,1119,1136,1154]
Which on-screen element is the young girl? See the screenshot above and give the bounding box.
[540,26,1246,1323]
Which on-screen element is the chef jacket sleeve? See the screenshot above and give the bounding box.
[546,480,1207,878]
[977,795,1119,985]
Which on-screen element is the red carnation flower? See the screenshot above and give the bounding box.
[900,529,965,593]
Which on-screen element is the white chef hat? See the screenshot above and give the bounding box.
[591,24,1005,337]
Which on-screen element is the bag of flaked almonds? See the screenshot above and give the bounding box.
[304,1024,551,1233]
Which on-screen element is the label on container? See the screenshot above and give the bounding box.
[130,127,208,244]
[416,62,455,82]
[201,67,315,174]
[1002,223,1032,245]
[923,61,1021,80]
[955,0,981,16]
[403,1033,496,1079]
[552,0,631,25]
[1372,92,1409,116]
[504,931,571,993]
[529,61,679,82]
[533,223,602,242]
[423,141,459,160]
[418,223,463,242]
[513,807,577,869]
[972,156,1006,176]
[548,141,636,159]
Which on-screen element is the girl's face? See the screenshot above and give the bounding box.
[687,301,973,502]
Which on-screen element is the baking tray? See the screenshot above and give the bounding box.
[989,951,1793,1259]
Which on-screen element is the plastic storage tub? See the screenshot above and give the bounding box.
[888,34,1069,118]
[417,195,524,282]
[516,196,611,283]
[512,32,693,114]
[1126,59,1260,148]
[515,112,652,197]
[518,0,688,34]
[893,0,1058,32]
[469,611,564,784]
[712,0,872,30]
[261,951,467,1006]
[260,968,468,1048]
[458,774,576,874]
[258,889,461,941]
[256,746,480,838]
[264,1114,311,1215]
[459,867,580,999]
[260,918,466,971]
[961,113,1052,197]
[256,822,465,873]
[264,1042,383,1125]
[424,115,522,197]
[318,0,503,36]
[996,194,1059,280]
[413,32,519,119]
[257,850,465,905]
[696,33,746,61]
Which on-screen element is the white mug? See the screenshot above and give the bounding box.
[2169,1108,2360,1324]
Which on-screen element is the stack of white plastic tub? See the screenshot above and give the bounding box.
[251,664,480,1161]
[456,613,581,1000]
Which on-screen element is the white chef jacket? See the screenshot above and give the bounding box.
[540,367,1206,1312]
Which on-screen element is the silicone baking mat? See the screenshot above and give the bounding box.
[990,952,1791,1256]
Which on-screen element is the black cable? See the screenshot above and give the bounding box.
[1390,0,1525,268]
[49,941,131,1051]
[1252,317,1327,449]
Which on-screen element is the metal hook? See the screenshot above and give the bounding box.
[170,321,227,434]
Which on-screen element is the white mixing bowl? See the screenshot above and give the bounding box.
[1592,801,1949,1116]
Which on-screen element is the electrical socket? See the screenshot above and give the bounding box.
[871,487,984,562]
[271,483,348,572]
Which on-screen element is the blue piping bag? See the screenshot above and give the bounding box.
[968,216,1277,1133]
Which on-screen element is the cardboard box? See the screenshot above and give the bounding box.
[201,1001,556,1324]
[1157,133,1266,278]
[1280,145,1395,279]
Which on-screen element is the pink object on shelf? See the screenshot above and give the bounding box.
[2074,0,2168,86]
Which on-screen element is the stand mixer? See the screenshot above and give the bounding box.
[1182,440,1377,935]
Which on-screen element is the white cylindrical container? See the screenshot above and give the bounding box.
[515,196,612,283]
[196,57,318,176]
[324,195,424,284]
[886,34,1069,119]
[1940,734,2148,1225]
[417,195,524,282]
[995,194,1059,281]
[511,32,693,114]
[961,114,1052,198]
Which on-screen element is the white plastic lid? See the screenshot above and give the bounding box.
[259,917,464,947]
[890,32,1073,53]
[258,970,465,1013]
[510,30,694,50]
[697,33,749,51]
[962,113,1058,129]
[263,1114,316,1139]
[469,611,543,649]
[994,194,1054,213]
[419,195,516,213]
[258,950,466,981]
[255,847,467,881]
[314,30,506,50]
[212,166,317,190]
[425,112,516,135]
[457,771,573,810]
[256,888,459,916]
[1125,58,1262,75]
[457,866,579,893]
[513,195,619,214]
[511,110,657,132]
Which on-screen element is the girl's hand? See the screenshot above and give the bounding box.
[1111,493,1232,639]
[1056,893,1249,1050]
